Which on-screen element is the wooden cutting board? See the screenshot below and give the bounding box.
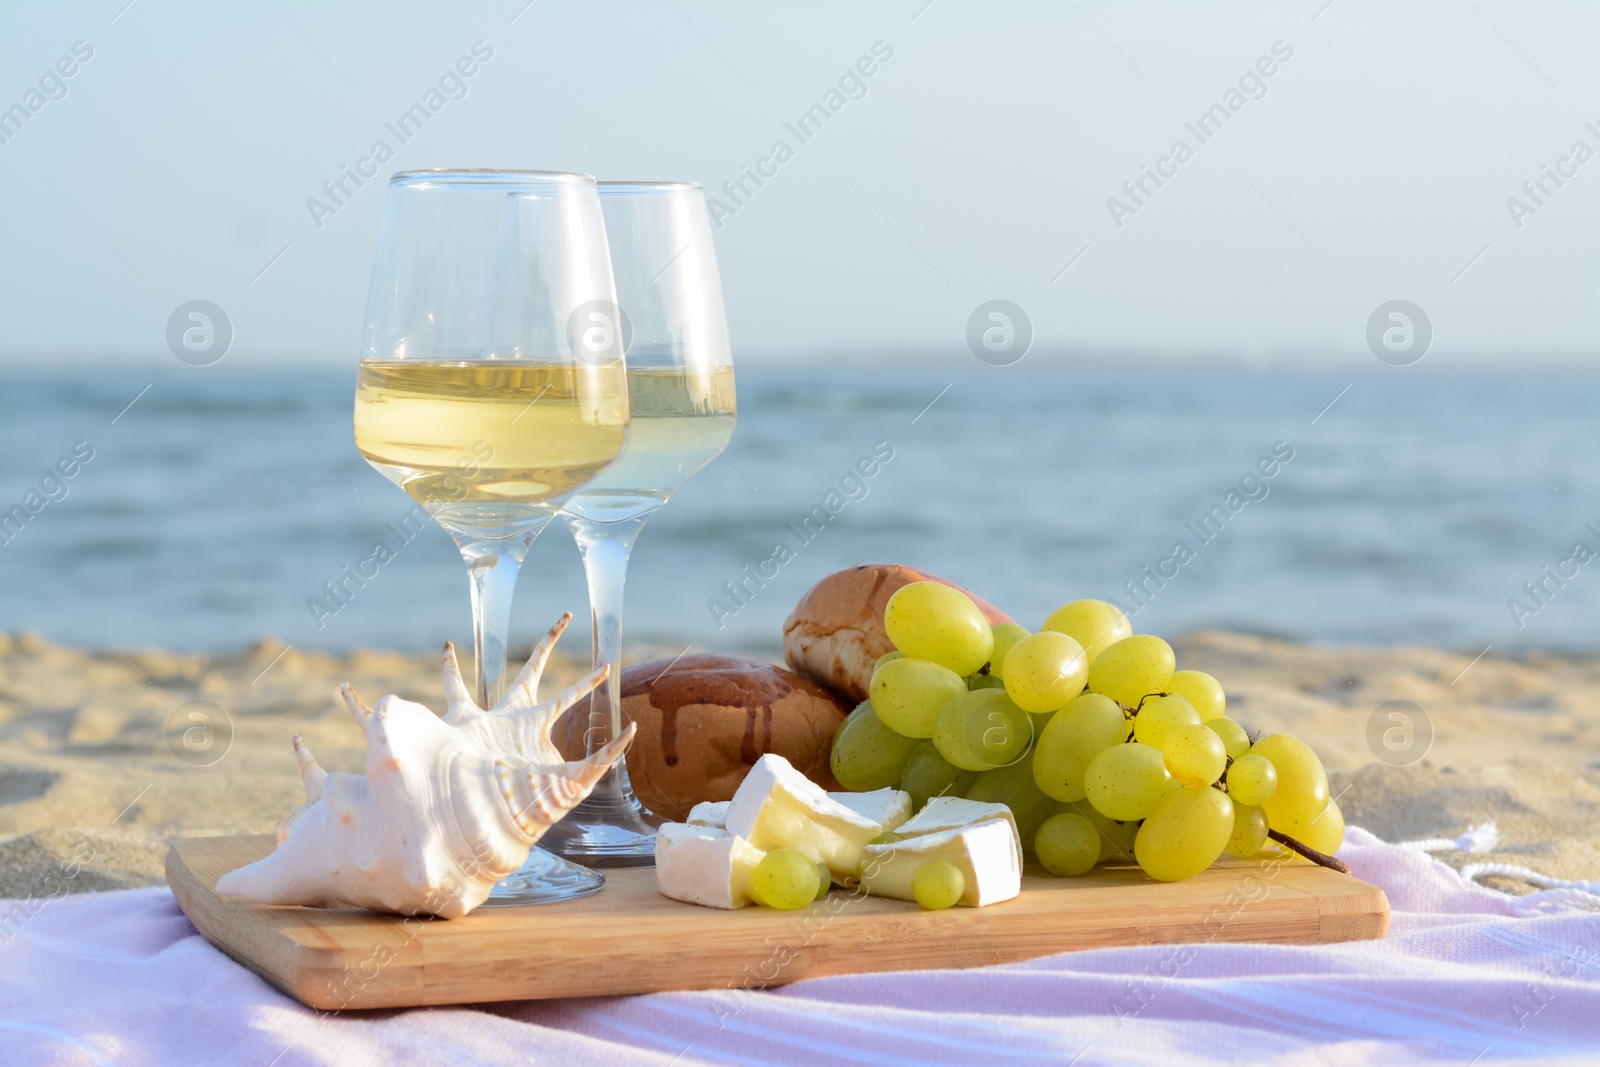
[167,834,1387,1010]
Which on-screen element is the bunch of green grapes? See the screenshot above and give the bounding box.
[829,582,1346,885]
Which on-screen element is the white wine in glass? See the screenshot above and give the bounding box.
[544,180,736,865]
[563,365,736,520]
[355,360,628,528]
[355,170,631,905]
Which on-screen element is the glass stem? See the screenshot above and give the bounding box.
[566,511,652,797]
[454,528,543,707]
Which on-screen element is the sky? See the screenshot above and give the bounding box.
[1,0,1597,371]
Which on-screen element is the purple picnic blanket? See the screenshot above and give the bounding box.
[2,827,1597,1065]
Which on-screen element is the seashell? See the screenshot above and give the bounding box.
[216,615,635,918]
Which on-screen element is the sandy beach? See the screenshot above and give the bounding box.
[2,627,1596,902]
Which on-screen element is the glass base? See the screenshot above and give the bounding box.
[542,789,663,868]
[480,845,607,906]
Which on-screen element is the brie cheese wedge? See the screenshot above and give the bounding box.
[725,755,911,880]
[654,822,764,909]
[858,799,1022,907]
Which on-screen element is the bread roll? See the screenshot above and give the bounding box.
[782,563,1012,704]
[609,654,849,820]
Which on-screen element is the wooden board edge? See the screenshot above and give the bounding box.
[165,836,1392,1011]
[168,838,470,1011]
[396,887,1355,1009]
[1316,880,1391,943]
[166,841,341,1008]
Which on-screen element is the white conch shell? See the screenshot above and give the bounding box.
[216,615,634,918]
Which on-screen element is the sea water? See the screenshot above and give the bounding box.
[1,369,1595,657]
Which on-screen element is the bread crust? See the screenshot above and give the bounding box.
[781,563,1012,704]
[604,653,850,819]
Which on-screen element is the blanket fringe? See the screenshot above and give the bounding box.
[1390,822,1600,913]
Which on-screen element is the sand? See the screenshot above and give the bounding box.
[1,628,1596,902]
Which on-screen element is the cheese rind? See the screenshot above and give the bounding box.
[687,800,729,828]
[654,823,764,909]
[655,756,938,910]
[829,787,912,831]
[725,755,905,879]
[898,796,1016,840]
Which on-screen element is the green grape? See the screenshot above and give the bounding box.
[968,673,1007,691]
[986,623,1032,681]
[830,701,920,790]
[883,581,994,677]
[1300,799,1345,854]
[869,657,967,739]
[1205,717,1252,760]
[1087,635,1175,706]
[1167,669,1226,721]
[751,849,822,909]
[1041,599,1132,663]
[1131,694,1200,749]
[1162,724,1226,788]
[899,740,978,809]
[1226,753,1278,806]
[1250,734,1329,836]
[1035,813,1099,876]
[966,757,1057,843]
[1083,742,1175,821]
[868,832,904,846]
[932,689,1032,772]
[1032,693,1129,802]
[815,861,833,900]
[1134,786,1233,882]
[912,858,965,910]
[970,693,1034,768]
[1225,803,1269,858]
[1002,631,1088,714]
[875,650,906,672]
[1064,799,1138,865]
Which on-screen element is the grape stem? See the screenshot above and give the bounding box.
[1267,830,1350,874]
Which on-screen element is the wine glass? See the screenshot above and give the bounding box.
[541,181,736,865]
[354,169,630,904]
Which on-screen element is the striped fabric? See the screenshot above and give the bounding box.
[2,827,1595,1065]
